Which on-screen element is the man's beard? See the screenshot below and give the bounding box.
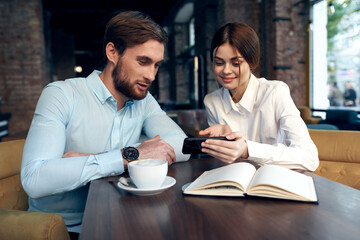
[112,61,150,100]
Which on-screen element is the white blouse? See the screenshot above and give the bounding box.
[204,74,319,171]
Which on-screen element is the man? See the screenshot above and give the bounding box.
[21,11,189,236]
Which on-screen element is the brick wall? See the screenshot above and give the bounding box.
[163,0,310,107]
[194,0,262,97]
[0,0,47,136]
[218,0,262,78]
[266,0,310,106]
[207,0,309,106]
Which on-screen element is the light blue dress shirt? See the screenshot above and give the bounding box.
[21,70,189,232]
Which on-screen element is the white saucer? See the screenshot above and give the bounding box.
[116,176,176,196]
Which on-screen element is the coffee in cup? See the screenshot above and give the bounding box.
[128,159,168,189]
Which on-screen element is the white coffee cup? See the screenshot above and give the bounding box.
[128,159,168,189]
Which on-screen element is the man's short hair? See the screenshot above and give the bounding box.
[103,10,168,56]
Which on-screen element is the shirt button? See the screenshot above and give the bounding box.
[110,172,115,176]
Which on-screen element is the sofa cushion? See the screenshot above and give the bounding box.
[0,174,28,210]
[315,161,360,190]
[309,129,360,190]
[0,139,25,179]
[309,129,360,164]
[0,209,70,240]
[0,139,27,210]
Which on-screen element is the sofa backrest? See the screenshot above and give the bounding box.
[318,109,360,130]
[309,129,360,190]
[0,139,28,210]
[326,109,358,123]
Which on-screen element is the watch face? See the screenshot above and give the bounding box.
[124,147,139,161]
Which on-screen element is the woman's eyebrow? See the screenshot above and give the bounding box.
[231,56,243,61]
[214,56,224,60]
[214,55,243,60]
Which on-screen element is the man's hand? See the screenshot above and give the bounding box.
[62,151,90,158]
[198,124,232,137]
[137,135,176,165]
[200,131,249,163]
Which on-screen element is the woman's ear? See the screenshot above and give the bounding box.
[105,42,118,66]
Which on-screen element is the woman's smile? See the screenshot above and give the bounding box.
[221,77,237,83]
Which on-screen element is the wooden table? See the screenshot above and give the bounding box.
[80,157,360,240]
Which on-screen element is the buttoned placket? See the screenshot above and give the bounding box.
[107,97,122,150]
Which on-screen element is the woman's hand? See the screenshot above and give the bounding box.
[198,124,232,137]
[200,131,249,163]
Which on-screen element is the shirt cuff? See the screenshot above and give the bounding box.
[95,149,124,176]
[246,140,271,164]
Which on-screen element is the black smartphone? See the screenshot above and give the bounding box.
[182,137,231,154]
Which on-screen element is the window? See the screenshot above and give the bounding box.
[189,17,195,47]
[310,0,360,110]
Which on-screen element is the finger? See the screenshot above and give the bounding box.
[167,146,176,163]
[166,155,175,165]
[155,139,176,163]
[201,147,235,163]
[204,146,237,162]
[63,151,78,158]
[203,139,235,148]
[147,135,160,142]
[165,141,176,161]
[62,152,71,158]
[198,128,210,136]
[225,131,242,140]
[202,141,240,159]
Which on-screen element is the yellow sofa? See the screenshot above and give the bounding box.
[297,106,322,124]
[309,129,360,190]
[0,139,70,240]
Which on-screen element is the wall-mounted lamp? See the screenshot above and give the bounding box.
[74,66,83,73]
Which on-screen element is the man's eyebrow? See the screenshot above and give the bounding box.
[136,56,152,61]
[136,56,164,64]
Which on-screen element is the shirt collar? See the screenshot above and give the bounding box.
[87,70,113,105]
[86,70,134,107]
[222,73,259,114]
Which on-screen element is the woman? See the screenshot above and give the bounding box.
[199,23,319,171]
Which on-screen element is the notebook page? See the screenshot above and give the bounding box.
[247,165,317,201]
[185,162,257,191]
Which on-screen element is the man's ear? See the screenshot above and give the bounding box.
[105,42,119,65]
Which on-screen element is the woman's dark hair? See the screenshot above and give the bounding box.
[103,10,168,56]
[210,23,260,70]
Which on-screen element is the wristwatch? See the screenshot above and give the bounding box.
[122,146,139,162]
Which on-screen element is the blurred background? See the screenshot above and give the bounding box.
[0,0,359,139]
